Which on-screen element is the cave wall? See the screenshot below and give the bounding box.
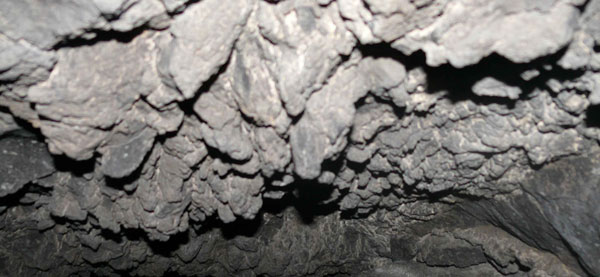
[1,0,600,276]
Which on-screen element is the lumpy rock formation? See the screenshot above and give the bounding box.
[1,0,600,276]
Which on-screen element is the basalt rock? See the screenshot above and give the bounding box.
[1,0,600,276]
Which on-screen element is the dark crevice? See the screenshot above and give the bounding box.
[0,111,44,141]
[576,0,592,13]
[51,24,149,50]
[147,230,191,255]
[584,105,600,128]
[219,216,263,239]
[357,42,426,71]
[356,42,586,108]
[289,180,339,224]
[0,183,39,214]
[104,165,143,193]
[260,178,342,225]
[51,154,96,177]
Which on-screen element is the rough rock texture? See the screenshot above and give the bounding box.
[1,0,600,276]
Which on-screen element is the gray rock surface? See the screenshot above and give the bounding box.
[392,0,582,67]
[0,135,54,198]
[1,0,600,276]
[462,153,600,276]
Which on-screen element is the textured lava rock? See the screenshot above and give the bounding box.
[1,0,600,276]
[0,134,54,198]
